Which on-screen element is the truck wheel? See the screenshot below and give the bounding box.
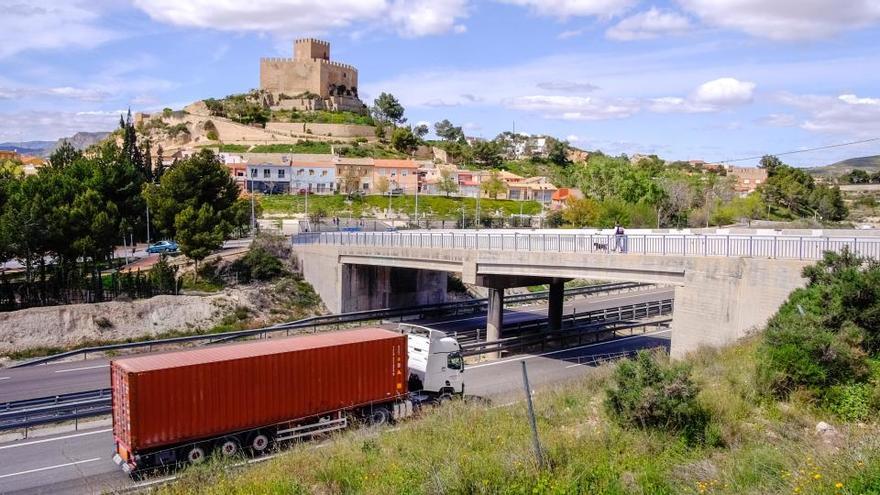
[217,438,240,457]
[250,433,270,454]
[183,445,207,464]
[368,408,389,426]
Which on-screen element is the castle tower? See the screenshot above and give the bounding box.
[260,38,359,101]
[294,38,329,61]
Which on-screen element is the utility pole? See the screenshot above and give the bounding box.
[414,184,419,228]
[521,361,544,468]
[476,187,481,230]
[249,173,256,232]
[145,206,151,244]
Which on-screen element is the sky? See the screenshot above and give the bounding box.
[1,0,879,167]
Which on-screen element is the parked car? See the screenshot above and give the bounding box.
[146,240,179,254]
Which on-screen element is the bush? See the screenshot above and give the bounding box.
[604,351,710,443]
[149,256,178,294]
[824,383,873,421]
[757,249,880,398]
[230,246,286,283]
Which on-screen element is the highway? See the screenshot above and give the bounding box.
[0,287,672,403]
[0,288,672,494]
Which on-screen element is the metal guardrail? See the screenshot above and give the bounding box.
[9,282,650,368]
[460,300,673,356]
[294,231,880,261]
[0,299,670,432]
[0,389,113,432]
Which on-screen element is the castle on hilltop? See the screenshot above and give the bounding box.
[260,39,360,101]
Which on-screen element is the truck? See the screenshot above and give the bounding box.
[111,325,464,474]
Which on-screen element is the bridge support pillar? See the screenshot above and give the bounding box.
[486,287,504,357]
[548,279,564,331]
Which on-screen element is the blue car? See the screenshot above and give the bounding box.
[146,240,178,254]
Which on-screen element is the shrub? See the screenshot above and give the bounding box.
[149,256,178,294]
[824,383,873,421]
[604,351,710,443]
[230,246,286,283]
[757,249,880,398]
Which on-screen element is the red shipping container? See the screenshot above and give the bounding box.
[112,328,407,454]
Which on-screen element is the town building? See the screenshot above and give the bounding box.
[726,166,768,196]
[336,157,374,193]
[373,159,418,193]
[508,176,557,202]
[550,188,583,210]
[291,161,336,194]
[0,150,20,161]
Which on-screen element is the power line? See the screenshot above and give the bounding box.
[718,137,880,164]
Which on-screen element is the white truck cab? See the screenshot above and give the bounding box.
[399,324,465,397]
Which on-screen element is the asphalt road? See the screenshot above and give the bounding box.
[0,287,673,494]
[0,287,673,403]
[0,330,670,495]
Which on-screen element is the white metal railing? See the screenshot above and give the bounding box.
[292,231,880,261]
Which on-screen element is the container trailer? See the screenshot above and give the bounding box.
[111,325,464,473]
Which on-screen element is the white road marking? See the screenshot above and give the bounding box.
[0,457,101,479]
[0,377,10,381]
[0,428,113,451]
[468,329,671,369]
[54,364,109,373]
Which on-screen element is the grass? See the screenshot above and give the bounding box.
[258,194,543,219]
[158,338,880,495]
[218,142,333,154]
[271,110,374,126]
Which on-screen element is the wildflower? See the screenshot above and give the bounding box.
[813,474,822,480]
[835,482,844,489]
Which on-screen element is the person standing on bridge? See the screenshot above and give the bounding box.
[613,222,626,253]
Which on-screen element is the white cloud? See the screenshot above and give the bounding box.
[498,0,636,18]
[0,86,110,102]
[649,78,755,114]
[132,0,469,38]
[692,77,756,106]
[536,81,599,93]
[647,96,713,113]
[566,134,581,142]
[0,1,118,58]
[779,92,880,137]
[760,113,798,127]
[606,8,691,41]
[0,110,119,142]
[557,29,586,39]
[503,95,640,120]
[676,0,880,40]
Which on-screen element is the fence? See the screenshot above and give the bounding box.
[293,231,880,261]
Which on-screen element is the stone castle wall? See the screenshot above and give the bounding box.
[266,122,375,138]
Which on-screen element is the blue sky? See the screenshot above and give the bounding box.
[1,0,879,166]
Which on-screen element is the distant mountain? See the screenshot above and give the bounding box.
[808,155,880,177]
[0,141,55,156]
[0,132,110,158]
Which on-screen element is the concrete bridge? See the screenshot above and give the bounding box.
[291,229,880,357]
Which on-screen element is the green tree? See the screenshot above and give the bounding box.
[143,149,240,238]
[375,176,390,196]
[471,140,503,169]
[574,154,661,204]
[47,142,83,170]
[480,170,508,199]
[434,119,464,142]
[437,168,459,197]
[174,204,228,279]
[545,137,570,166]
[229,197,262,237]
[372,92,406,124]
[759,155,784,175]
[562,198,601,227]
[414,124,429,138]
[390,126,419,154]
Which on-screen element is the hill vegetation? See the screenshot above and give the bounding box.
[160,251,880,495]
[808,155,880,177]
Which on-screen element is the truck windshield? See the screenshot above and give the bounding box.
[447,352,464,370]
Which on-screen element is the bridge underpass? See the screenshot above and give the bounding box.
[290,230,853,357]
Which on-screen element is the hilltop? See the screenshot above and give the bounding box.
[808,154,880,177]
